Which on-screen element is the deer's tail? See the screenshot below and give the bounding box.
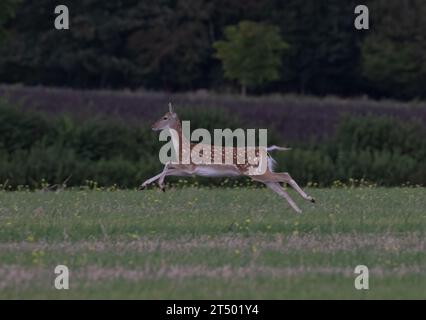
[266,145,291,152]
[266,145,291,172]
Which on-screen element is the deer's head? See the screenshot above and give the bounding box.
[152,103,180,131]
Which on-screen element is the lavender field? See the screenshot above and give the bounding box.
[2,85,426,142]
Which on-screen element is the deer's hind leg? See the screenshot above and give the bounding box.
[273,172,315,203]
[251,173,301,213]
[264,181,302,213]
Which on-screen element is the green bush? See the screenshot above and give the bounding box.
[333,115,426,160]
[0,104,51,153]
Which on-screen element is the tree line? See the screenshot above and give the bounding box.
[0,0,425,100]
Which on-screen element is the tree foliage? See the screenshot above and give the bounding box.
[0,0,424,100]
[213,21,288,95]
[0,0,18,42]
[361,0,426,99]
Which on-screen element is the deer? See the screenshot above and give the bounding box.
[140,103,315,213]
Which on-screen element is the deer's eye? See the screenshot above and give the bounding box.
[163,117,168,120]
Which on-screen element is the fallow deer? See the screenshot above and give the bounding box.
[140,104,315,213]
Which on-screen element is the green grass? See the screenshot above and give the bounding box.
[0,187,425,299]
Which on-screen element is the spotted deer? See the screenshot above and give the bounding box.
[140,104,315,213]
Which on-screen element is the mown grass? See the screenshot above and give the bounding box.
[0,187,425,299]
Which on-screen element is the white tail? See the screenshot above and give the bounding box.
[267,145,291,152]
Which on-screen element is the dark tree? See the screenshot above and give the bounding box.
[213,21,288,96]
[0,0,18,42]
[361,0,426,99]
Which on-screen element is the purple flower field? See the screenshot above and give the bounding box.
[1,85,426,142]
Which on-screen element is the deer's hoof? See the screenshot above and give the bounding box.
[139,185,146,191]
[310,197,316,203]
[160,186,166,192]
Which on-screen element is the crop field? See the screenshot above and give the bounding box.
[0,187,425,299]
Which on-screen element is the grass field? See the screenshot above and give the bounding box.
[0,186,425,299]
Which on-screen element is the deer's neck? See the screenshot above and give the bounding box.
[169,121,189,162]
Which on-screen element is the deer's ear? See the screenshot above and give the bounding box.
[168,102,174,113]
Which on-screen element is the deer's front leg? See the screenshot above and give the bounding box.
[157,166,194,191]
[140,163,170,190]
[139,172,164,190]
